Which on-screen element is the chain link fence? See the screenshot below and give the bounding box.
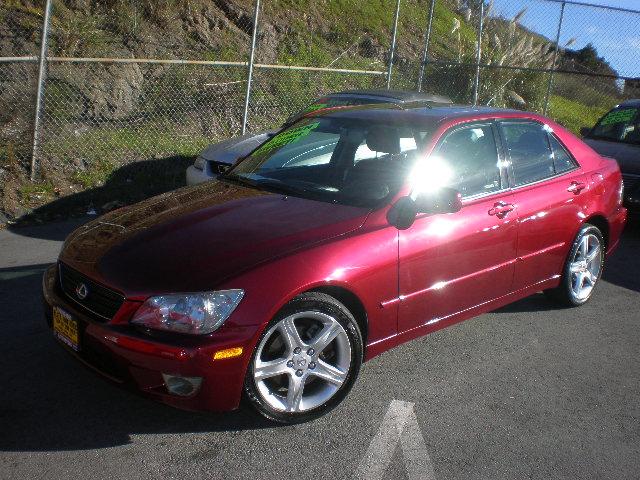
[1,0,640,210]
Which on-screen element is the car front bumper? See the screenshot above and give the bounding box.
[42,264,258,412]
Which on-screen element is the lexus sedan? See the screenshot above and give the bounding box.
[186,89,452,185]
[44,104,626,423]
[580,99,640,214]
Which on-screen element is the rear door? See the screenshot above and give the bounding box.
[398,122,518,332]
[498,120,586,291]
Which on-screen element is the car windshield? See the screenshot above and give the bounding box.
[588,106,640,145]
[223,116,431,207]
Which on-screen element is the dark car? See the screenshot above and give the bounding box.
[44,103,626,423]
[186,89,453,184]
[581,99,640,213]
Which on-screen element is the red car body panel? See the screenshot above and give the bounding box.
[43,107,626,412]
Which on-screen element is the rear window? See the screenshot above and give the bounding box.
[589,107,640,144]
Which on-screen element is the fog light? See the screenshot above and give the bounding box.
[162,374,202,397]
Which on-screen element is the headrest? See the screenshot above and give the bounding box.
[366,125,401,154]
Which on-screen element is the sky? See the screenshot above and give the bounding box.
[490,0,640,78]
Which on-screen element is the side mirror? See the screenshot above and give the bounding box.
[387,188,462,230]
[580,127,591,138]
[414,187,463,215]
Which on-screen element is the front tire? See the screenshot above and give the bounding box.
[244,292,363,424]
[544,223,605,307]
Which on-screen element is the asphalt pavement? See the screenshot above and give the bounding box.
[1,217,639,480]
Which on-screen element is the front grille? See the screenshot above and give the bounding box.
[58,263,124,321]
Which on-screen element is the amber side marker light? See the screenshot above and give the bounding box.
[213,347,243,361]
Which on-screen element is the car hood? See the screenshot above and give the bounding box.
[200,130,278,165]
[60,181,369,298]
[584,138,640,175]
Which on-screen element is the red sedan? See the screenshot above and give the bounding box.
[43,104,627,423]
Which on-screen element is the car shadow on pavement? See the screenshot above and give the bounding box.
[0,264,276,453]
[7,155,195,236]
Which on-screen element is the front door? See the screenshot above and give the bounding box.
[398,122,518,333]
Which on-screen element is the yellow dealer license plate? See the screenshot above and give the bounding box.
[53,307,80,351]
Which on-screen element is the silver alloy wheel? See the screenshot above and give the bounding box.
[253,311,352,413]
[569,233,602,301]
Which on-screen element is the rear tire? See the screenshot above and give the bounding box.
[244,292,363,424]
[544,223,605,307]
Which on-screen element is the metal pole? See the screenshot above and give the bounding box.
[472,0,484,106]
[30,0,53,181]
[242,0,260,135]
[543,1,566,115]
[386,0,401,89]
[417,0,436,92]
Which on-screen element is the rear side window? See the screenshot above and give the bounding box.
[548,134,576,174]
[501,122,554,186]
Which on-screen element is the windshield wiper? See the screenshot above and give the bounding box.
[254,178,312,197]
[221,173,306,195]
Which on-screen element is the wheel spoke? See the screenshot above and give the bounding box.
[586,246,600,265]
[311,359,347,386]
[278,316,306,351]
[569,262,583,273]
[572,272,584,292]
[580,237,589,259]
[310,322,341,354]
[254,358,289,381]
[286,375,305,412]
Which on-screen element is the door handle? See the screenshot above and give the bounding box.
[488,201,515,218]
[567,181,586,194]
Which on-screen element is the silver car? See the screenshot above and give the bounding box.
[581,99,640,214]
[186,89,452,185]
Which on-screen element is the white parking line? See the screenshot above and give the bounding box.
[354,400,436,480]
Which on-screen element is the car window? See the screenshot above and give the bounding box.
[250,129,338,169]
[436,124,501,198]
[501,122,554,186]
[228,117,431,208]
[548,134,576,174]
[589,107,640,144]
[354,130,417,163]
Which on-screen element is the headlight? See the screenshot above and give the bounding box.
[131,290,244,335]
[194,156,207,171]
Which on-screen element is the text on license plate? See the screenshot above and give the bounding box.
[53,307,79,351]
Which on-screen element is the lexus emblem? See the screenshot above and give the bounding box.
[75,283,89,300]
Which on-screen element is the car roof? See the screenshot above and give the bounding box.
[618,99,640,107]
[329,89,453,104]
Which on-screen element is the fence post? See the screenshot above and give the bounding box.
[472,0,484,106]
[543,1,566,116]
[30,0,53,181]
[242,0,260,135]
[386,0,401,89]
[417,0,436,92]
